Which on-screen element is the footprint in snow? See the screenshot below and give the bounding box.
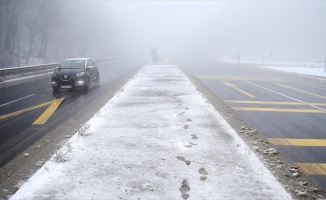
[180,178,190,193]
[182,194,190,199]
[199,167,208,181]
[199,167,208,175]
[183,125,189,129]
[191,134,198,139]
[180,178,190,199]
[177,112,185,116]
[183,142,197,148]
[176,156,191,165]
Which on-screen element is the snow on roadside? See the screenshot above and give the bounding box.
[260,65,326,78]
[10,65,291,200]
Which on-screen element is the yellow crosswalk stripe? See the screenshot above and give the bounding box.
[223,81,255,98]
[225,100,326,106]
[296,163,326,175]
[268,138,326,146]
[232,107,325,113]
[277,83,326,99]
[33,98,65,124]
[196,75,285,81]
[269,139,326,175]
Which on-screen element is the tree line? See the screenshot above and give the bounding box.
[0,0,65,68]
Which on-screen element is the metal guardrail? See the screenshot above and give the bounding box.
[0,57,132,82]
[0,63,61,75]
[0,63,60,82]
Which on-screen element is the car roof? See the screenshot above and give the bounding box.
[65,58,91,61]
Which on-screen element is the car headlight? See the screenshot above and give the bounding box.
[76,72,85,77]
[52,73,57,77]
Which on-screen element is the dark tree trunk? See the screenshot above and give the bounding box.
[3,3,17,54]
[17,23,20,67]
[40,30,47,58]
[0,1,5,49]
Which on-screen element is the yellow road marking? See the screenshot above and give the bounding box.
[277,83,326,99]
[0,101,52,120]
[232,107,325,113]
[196,75,285,81]
[224,100,326,106]
[33,98,65,125]
[296,163,326,175]
[223,81,255,98]
[268,138,326,146]
[225,100,302,105]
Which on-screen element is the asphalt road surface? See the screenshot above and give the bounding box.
[0,58,144,167]
[178,58,326,190]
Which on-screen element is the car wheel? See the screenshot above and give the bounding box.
[85,77,90,90]
[96,73,100,82]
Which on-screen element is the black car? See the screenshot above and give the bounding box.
[51,58,99,92]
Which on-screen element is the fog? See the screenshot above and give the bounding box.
[1,1,325,67]
[59,1,326,64]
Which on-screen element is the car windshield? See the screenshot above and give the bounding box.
[60,60,85,69]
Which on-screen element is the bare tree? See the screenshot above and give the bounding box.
[24,0,57,64]
[3,0,26,53]
[0,0,26,67]
[0,0,63,67]
[38,1,60,59]
[0,1,5,49]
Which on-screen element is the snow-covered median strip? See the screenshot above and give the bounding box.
[10,65,291,200]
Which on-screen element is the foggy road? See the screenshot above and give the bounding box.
[180,59,326,190]
[0,58,143,167]
[1,0,326,198]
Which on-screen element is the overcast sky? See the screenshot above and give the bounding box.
[63,1,326,63]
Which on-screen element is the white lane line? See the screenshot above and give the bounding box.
[0,94,36,107]
[46,88,53,91]
[207,67,326,113]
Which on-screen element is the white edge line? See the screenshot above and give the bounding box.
[0,94,36,107]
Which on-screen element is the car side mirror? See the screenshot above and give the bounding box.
[87,65,94,70]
